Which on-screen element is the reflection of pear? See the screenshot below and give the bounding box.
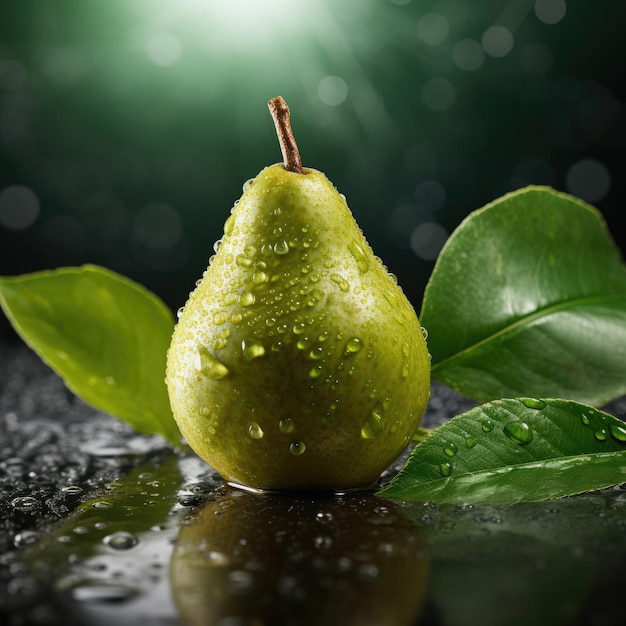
[170,491,429,626]
[166,96,430,491]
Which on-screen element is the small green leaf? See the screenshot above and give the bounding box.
[420,186,626,405]
[378,398,626,504]
[0,265,180,444]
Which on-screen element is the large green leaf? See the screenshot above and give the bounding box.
[378,398,626,504]
[420,186,626,405]
[0,265,180,444]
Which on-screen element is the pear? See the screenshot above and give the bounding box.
[165,96,430,491]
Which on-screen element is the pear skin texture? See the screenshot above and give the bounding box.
[166,164,430,491]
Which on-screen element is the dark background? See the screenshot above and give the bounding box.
[1,0,625,339]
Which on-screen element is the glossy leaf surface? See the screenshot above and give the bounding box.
[420,186,626,405]
[0,265,179,444]
[379,398,626,504]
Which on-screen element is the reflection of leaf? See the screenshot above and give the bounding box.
[403,492,626,626]
[0,265,179,444]
[24,454,185,561]
[420,186,626,406]
[19,454,191,622]
[379,398,626,504]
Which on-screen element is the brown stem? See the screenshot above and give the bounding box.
[267,96,303,173]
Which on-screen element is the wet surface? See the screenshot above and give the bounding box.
[2,335,626,625]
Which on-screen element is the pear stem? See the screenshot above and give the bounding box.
[268,96,303,174]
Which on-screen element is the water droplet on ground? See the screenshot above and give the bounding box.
[103,531,139,550]
[14,531,39,547]
[71,581,141,604]
[11,496,38,512]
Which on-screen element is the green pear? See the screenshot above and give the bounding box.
[165,97,430,491]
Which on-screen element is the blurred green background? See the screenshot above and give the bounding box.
[1,0,625,334]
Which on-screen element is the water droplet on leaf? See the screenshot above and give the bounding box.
[594,429,608,441]
[520,398,546,410]
[481,419,494,432]
[503,421,533,445]
[443,442,458,457]
[609,423,626,442]
[440,462,452,477]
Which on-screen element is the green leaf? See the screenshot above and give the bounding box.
[378,398,626,504]
[0,265,180,444]
[420,186,626,405]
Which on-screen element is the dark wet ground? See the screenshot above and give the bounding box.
[2,332,626,626]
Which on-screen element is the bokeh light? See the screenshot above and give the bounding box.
[1,0,625,326]
[0,186,40,230]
